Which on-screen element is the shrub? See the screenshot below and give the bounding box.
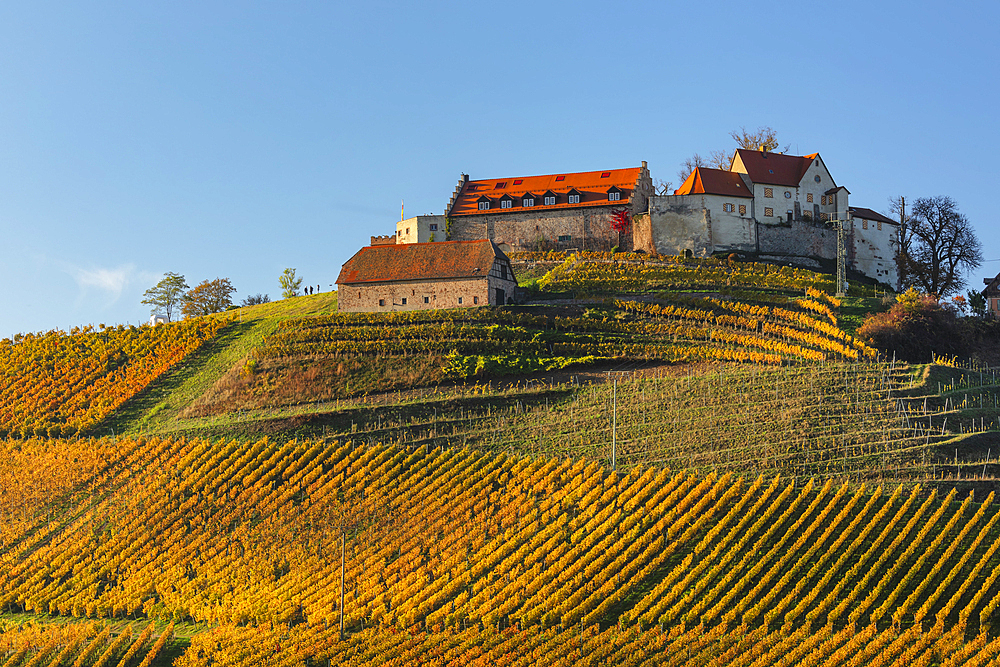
[857,288,964,362]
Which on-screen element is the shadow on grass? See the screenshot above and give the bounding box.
[98,321,255,437]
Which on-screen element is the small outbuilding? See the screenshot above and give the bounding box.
[983,272,1000,317]
[336,239,517,313]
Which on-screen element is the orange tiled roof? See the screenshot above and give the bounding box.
[734,149,817,187]
[337,240,512,285]
[448,167,642,216]
[675,167,753,198]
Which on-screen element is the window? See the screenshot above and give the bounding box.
[473,296,479,304]
[558,234,572,242]
[544,196,556,205]
[784,191,792,199]
[820,213,829,221]
[555,175,566,181]
[406,228,410,234]
[523,198,534,207]
[458,297,463,304]
[814,175,821,183]
[494,182,507,189]
[429,224,438,231]
[568,194,580,204]
[501,199,512,209]
[863,220,868,229]
[478,201,490,210]
[601,172,611,178]
[806,193,813,203]
[608,191,621,201]
[379,299,385,307]
[723,203,734,213]
[764,207,774,217]
[739,204,746,216]
[423,296,429,303]
[401,297,407,305]
[821,196,827,205]
[764,188,773,198]
[878,220,883,231]
[512,179,523,185]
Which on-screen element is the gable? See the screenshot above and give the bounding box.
[731,149,815,187]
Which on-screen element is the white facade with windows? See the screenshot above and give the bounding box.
[636,150,900,288]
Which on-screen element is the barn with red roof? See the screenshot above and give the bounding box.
[336,240,517,312]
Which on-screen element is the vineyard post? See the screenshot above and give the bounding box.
[340,529,346,641]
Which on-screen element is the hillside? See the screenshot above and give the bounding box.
[4,253,1000,664]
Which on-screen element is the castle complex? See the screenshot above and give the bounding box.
[343,149,900,311]
[634,150,899,287]
[435,150,899,288]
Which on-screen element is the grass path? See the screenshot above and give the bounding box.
[107,293,338,436]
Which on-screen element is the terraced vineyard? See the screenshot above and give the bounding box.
[181,278,875,422]
[3,435,1000,664]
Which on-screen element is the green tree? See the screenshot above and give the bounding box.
[279,268,303,298]
[967,289,987,318]
[141,272,188,322]
[182,278,236,318]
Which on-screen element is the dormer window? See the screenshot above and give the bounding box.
[500,194,514,209]
[522,193,536,207]
[607,186,622,201]
[543,191,557,206]
[477,196,491,210]
[567,189,582,204]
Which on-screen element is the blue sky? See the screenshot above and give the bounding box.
[1,1,998,336]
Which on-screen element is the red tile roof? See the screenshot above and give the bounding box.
[337,240,512,285]
[674,167,753,198]
[734,149,817,187]
[850,207,898,225]
[448,167,642,216]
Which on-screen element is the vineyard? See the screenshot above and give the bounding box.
[179,280,876,420]
[0,620,174,667]
[2,435,1000,664]
[0,319,225,438]
[512,250,883,297]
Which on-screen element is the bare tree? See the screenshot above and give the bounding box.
[678,126,787,186]
[677,154,705,184]
[730,126,789,153]
[654,178,674,195]
[903,196,982,297]
[887,196,914,289]
[708,149,731,170]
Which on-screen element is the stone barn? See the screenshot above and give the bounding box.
[337,240,517,313]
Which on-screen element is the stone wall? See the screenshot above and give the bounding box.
[756,219,838,262]
[338,275,517,313]
[448,207,624,252]
[640,195,715,257]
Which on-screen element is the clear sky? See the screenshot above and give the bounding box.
[2,1,998,337]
